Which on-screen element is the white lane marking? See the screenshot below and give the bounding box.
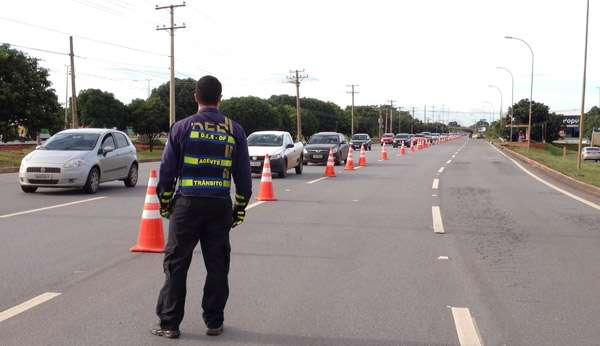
[352,199,359,202]
[246,201,265,210]
[355,166,363,170]
[438,167,445,174]
[284,189,291,192]
[437,256,449,260]
[432,206,445,234]
[307,177,328,185]
[0,292,61,322]
[432,178,439,190]
[490,143,600,211]
[0,197,107,219]
[447,159,452,164]
[450,307,483,346]
[432,194,439,197]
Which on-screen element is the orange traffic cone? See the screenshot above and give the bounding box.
[256,154,276,201]
[344,146,355,170]
[130,169,164,253]
[359,144,367,166]
[410,140,415,153]
[325,148,336,177]
[400,143,406,156]
[379,143,389,161]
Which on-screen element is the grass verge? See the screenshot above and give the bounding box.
[511,144,600,188]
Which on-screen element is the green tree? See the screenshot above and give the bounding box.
[78,89,127,130]
[509,99,550,142]
[220,96,282,135]
[151,78,197,121]
[0,44,62,140]
[128,97,168,151]
[584,106,600,138]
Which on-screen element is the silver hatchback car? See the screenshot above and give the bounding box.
[19,128,138,193]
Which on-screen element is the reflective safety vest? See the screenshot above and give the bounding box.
[179,116,236,197]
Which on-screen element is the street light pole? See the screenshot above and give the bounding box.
[505,35,534,151]
[489,85,503,124]
[497,67,514,142]
[577,0,590,170]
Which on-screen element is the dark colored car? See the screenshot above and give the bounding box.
[350,133,372,151]
[393,133,412,148]
[380,133,395,146]
[303,132,350,165]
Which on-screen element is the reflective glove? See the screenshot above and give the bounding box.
[231,194,249,229]
[158,191,174,219]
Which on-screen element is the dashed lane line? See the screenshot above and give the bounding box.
[438,167,445,174]
[246,201,265,210]
[446,159,452,164]
[450,307,483,346]
[0,197,107,219]
[0,292,61,322]
[490,143,600,211]
[432,206,445,234]
[432,178,439,190]
[307,176,328,185]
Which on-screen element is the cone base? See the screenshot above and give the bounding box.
[344,167,355,171]
[130,245,164,253]
[256,196,277,201]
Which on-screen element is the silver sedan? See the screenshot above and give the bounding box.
[19,128,139,193]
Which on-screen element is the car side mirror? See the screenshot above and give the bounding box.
[35,145,41,150]
[103,145,115,155]
[286,143,294,149]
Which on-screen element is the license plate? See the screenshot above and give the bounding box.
[34,173,51,179]
[312,154,323,159]
[250,161,262,167]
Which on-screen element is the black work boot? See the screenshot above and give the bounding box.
[206,324,223,336]
[151,324,181,339]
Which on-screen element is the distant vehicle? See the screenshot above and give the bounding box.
[247,131,304,178]
[393,133,412,148]
[380,133,395,146]
[19,129,138,194]
[350,133,372,151]
[581,146,600,162]
[419,132,432,139]
[304,132,349,165]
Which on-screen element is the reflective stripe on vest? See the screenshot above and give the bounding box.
[180,177,232,189]
[190,129,236,145]
[183,155,232,168]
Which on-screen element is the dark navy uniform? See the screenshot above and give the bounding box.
[155,106,251,331]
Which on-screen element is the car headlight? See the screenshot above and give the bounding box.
[63,158,85,169]
[331,147,338,153]
[270,152,282,160]
[303,149,308,155]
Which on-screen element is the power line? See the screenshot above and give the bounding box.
[287,69,308,141]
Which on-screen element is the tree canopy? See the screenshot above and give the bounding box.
[78,89,127,130]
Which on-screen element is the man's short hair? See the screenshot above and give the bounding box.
[195,75,222,105]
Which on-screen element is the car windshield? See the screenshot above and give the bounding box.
[584,147,600,152]
[247,133,283,147]
[308,135,339,144]
[383,133,394,137]
[41,133,100,151]
[395,134,409,138]
[352,134,368,140]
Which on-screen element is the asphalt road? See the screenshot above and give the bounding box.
[1,138,599,345]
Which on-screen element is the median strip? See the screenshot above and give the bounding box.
[0,292,61,322]
[0,197,107,219]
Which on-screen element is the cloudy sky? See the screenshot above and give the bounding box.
[2,0,599,125]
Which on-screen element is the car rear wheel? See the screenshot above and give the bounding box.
[21,186,38,193]
[124,163,138,187]
[83,167,100,194]
[295,156,303,174]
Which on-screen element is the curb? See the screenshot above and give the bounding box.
[0,159,162,175]
[497,144,600,198]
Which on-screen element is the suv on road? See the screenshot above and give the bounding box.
[304,132,350,165]
[380,133,395,146]
[350,133,372,151]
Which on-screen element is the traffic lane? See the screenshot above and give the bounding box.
[440,140,600,345]
[0,139,465,345]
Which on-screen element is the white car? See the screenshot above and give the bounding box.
[582,146,600,162]
[247,131,304,178]
[19,128,138,193]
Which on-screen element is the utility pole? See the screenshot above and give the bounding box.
[411,107,415,134]
[156,2,186,127]
[378,106,383,139]
[69,36,78,128]
[287,69,308,141]
[432,105,435,125]
[387,100,395,133]
[64,65,69,129]
[596,86,600,108]
[398,106,403,132]
[146,79,153,98]
[424,105,427,123]
[346,85,359,136]
[577,0,590,170]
